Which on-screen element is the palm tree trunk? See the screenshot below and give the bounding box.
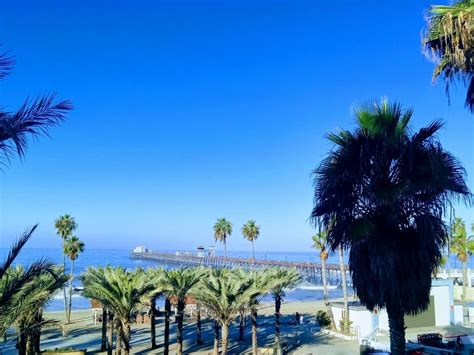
[321,256,336,330]
[177,301,184,355]
[17,328,27,355]
[123,323,131,355]
[164,298,171,355]
[463,261,468,301]
[62,251,68,323]
[115,323,122,355]
[274,296,281,346]
[101,308,107,351]
[150,297,157,349]
[252,240,255,261]
[107,311,114,355]
[387,305,406,355]
[221,322,229,355]
[67,259,74,324]
[251,308,258,355]
[339,246,350,334]
[224,239,227,259]
[239,310,244,341]
[213,320,219,355]
[25,334,34,355]
[33,310,42,353]
[196,305,203,344]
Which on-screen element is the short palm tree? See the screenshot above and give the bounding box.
[54,214,78,320]
[81,267,154,355]
[194,268,258,355]
[0,226,56,337]
[245,269,274,355]
[450,217,474,300]
[214,218,232,258]
[312,227,336,330]
[161,268,202,355]
[269,268,301,346]
[311,100,471,354]
[11,265,68,355]
[242,220,260,261]
[423,0,474,111]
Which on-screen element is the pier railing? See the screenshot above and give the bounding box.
[129,251,349,282]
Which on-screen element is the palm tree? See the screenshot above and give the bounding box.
[269,268,301,346]
[311,100,471,354]
[338,246,350,334]
[10,265,68,355]
[312,227,336,330]
[246,269,274,355]
[0,226,57,337]
[242,220,260,261]
[193,268,258,355]
[0,48,71,164]
[81,267,154,355]
[146,268,165,350]
[450,217,474,300]
[0,45,71,338]
[161,268,202,355]
[423,0,474,112]
[214,218,232,258]
[54,214,78,320]
[64,235,84,323]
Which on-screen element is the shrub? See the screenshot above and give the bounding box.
[315,310,331,328]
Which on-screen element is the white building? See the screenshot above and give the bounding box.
[331,279,454,338]
[133,246,148,253]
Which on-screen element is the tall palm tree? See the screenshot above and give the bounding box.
[214,218,232,258]
[423,0,474,112]
[64,235,84,323]
[161,268,202,355]
[312,227,336,330]
[450,217,474,300]
[193,268,258,355]
[10,265,68,355]
[311,100,471,354]
[54,214,78,320]
[242,220,260,261]
[338,246,350,334]
[81,267,154,355]
[269,268,301,346]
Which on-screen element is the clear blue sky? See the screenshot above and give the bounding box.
[0,0,472,252]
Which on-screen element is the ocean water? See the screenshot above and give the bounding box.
[1,247,467,312]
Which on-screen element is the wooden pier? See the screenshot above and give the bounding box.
[129,251,349,283]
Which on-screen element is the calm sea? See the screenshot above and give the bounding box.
[1,247,466,311]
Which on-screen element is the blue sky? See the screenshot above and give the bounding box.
[0,0,472,252]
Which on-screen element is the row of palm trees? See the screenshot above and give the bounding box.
[81,266,301,355]
[213,218,260,259]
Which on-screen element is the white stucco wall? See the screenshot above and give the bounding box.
[431,284,451,326]
[378,284,452,330]
[453,305,463,326]
[330,305,373,337]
